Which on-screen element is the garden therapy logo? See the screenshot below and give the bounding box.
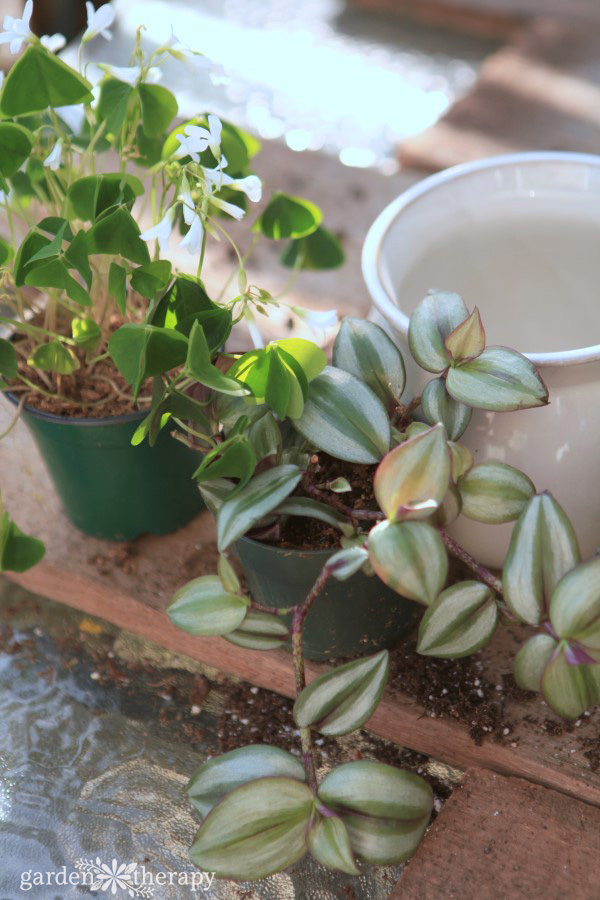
[19,858,215,893]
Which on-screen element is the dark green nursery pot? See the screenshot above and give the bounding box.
[8,396,203,541]
[235,537,417,661]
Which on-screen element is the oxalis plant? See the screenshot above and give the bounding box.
[0,2,342,570]
[164,291,600,880]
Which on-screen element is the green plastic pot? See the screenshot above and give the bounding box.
[6,395,204,541]
[235,537,417,661]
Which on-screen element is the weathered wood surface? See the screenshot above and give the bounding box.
[391,767,600,899]
[2,401,599,810]
[398,19,600,171]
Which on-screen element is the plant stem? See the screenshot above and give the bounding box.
[302,474,383,522]
[290,566,333,792]
[396,395,421,430]
[439,530,503,594]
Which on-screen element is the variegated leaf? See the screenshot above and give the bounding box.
[503,493,580,626]
[167,576,249,636]
[417,581,498,658]
[459,462,535,524]
[541,643,600,719]
[421,377,472,440]
[333,316,406,407]
[325,545,370,580]
[408,290,469,373]
[308,815,359,875]
[374,424,450,522]
[368,519,448,605]
[446,346,549,411]
[550,557,600,653]
[445,307,485,363]
[448,441,473,483]
[514,633,557,692]
[225,609,290,651]
[216,464,302,550]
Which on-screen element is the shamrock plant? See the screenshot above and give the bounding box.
[164,290,599,880]
[0,2,343,567]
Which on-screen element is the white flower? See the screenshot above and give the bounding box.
[210,196,245,221]
[98,64,140,86]
[203,158,262,204]
[56,103,86,134]
[292,306,339,330]
[140,207,175,255]
[82,2,114,42]
[43,139,63,171]
[178,184,196,226]
[176,114,222,162]
[179,212,204,256]
[40,32,66,52]
[0,0,33,54]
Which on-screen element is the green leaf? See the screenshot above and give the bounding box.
[218,552,241,593]
[24,257,90,307]
[445,307,485,363]
[87,207,150,265]
[459,462,536,524]
[333,317,405,408]
[189,777,314,879]
[0,514,45,573]
[256,191,322,240]
[374,424,450,522]
[167,575,249,636]
[308,816,358,875]
[368,519,448,605]
[448,440,472,483]
[280,225,344,270]
[138,83,178,137]
[0,339,18,379]
[503,493,580,626]
[216,464,302,550]
[29,341,79,375]
[68,173,144,222]
[325,545,370,580]
[446,346,549,411]
[294,650,389,736]
[550,557,600,654]
[97,77,134,138]
[64,230,92,288]
[130,260,172,299]
[0,122,34,178]
[228,345,308,419]
[421,377,471,441]
[185,320,246,396]
[318,761,433,865]
[198,478,235,515]
[109,262,127,315]
[408,290,469,373]
[274,497,353,535]
[432,483,462,528]
[417,581,498,658]
[108,323,188,399]
[0,46,93,116]
[0,236,13,266]
[151,275,232,347]
[188,745,305,819]
[225,609,290,650]
[514,633,557,692]
[294,366,391,464]
[194,435,257,493]
[271,338,327,382]
[71,317,100,351]
[541,643,600,719]
[247,411,282,463]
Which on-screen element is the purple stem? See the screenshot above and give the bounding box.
[439,530,503,595]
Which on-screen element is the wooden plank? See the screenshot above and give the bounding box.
[391,767,600,899]
[398,19,600,171]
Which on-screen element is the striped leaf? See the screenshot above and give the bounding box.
[503,493,580,626]
[432,483,462,528]
[167,576,249,636]
[446,346,549,411]
[225,610,289,651]
[216,464,301,550]
[275,496,354,535]
[514,633,557,692]
[541,644,600,719]
[333,317,406,407]
[417,581,498,658]
[188,745,305,818]
[445,307,485,363]
[325,545,370,580]
[408,290,469,373]
[448,441,473,483]
[459,462,536,524]
[294,366,391,463]
[374,424,450,522]
[368,520,448,605]
[421,377,472,440]
[318,761,433,865]
[294,650,389,736]
[550,558,600,655]
[189,777,314,879]
[308,815,359,875]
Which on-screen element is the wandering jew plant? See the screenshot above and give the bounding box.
[164,291,600,879]
[0,2,343,566]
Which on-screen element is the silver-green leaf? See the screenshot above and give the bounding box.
[446,346,549,411]
[225,609,289,651]
[421,377,472,440]
[167,576,249,636]
[374,424,450,522]
[459,462,536,524]
[550,557,600,655]
[541,644,600,719]
[408,290,469,373]
[333,317,406,407]
[514,633,557,693]
[417,581,498,658]
[308,815,359,875]
[216,464,301,550]
[368,519,448,605]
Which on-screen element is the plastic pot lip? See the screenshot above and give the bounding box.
[237,534,338,560]
[3,390,148,427]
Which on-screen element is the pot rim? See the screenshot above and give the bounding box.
[237,534,339,559]
[362,150,600,368]
[2,389,147,426]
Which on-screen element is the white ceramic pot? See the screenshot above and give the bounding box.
[362,152,600,568]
